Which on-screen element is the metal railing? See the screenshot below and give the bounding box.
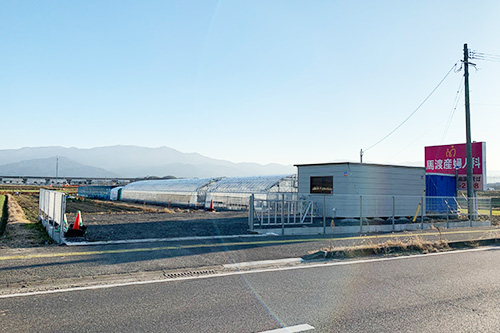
[205,192,297,211]
[248,193,493,233]
[248,194,316,233]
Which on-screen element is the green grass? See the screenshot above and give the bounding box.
[0,195,6,235]
[23,222,53,244]
[0,195,5,220]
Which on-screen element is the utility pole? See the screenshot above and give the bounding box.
[55,156,59,183]
[360,149,363,163]
[463,43,474,220]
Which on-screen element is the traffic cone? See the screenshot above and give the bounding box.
[73,211,82,230]
[208,199,214,211]
[63,213,69,232]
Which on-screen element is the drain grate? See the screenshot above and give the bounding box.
[163,269,217,279]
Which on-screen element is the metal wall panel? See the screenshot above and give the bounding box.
[297,163,425,217]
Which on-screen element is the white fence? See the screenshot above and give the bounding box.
[248,195,315,234]
[39,189,66,244]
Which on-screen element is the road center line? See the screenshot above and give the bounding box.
[1,245,499,299]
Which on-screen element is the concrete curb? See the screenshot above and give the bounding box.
[223,258,303,269]
[256,220,493,236]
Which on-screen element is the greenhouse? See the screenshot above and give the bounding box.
[205,174,297,210]
[120,178,220,208]
[78,186,115,200]
[110,186,124,201]
[119,174,298,210]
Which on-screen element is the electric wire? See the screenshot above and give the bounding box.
[471,57,500,63]
[470,50,500,62]
[363,62,458,153]
[388,113,450,161]
[441,77,464,143]
[471,51,500,58]
[389,74,463,160]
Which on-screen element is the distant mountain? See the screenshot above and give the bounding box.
[0,146,295,178]
[0,157,117,178]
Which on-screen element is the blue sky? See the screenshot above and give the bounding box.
[1,1,499,175]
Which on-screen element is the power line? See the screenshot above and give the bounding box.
[441,77,464,142]
[388,74,464,160]
[363,62,458,153]
[471,57,500,63]
[388,114,448,161]
[470,50,500,62]
[471,51,500,58]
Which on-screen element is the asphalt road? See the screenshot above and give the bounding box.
[1,227,500,295]
[2,247,500,332]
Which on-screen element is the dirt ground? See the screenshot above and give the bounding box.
[0,195,52,248]
[65,199,147,214]
[66,210,250,242]
[4,194,250,244]
[11,194,174,217]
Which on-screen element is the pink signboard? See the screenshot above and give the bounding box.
[425,142,487,191]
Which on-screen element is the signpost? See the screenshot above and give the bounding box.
[425,142,486,191]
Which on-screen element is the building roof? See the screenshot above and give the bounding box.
[294,162,424,169]
[123,178,220,193]
[206,175,295,193]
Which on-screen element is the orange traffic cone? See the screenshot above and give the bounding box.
[208,199,214,211]
[73,211,82,230]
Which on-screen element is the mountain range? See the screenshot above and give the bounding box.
[0,146,295,178]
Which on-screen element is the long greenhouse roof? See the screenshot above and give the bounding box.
[206,174,295,193]
[124,178,219,193]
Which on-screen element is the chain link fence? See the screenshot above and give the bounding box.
[248,194,493,233]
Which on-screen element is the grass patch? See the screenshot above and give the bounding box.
[0,185,78,196]
[0,195,53,248]
[23,221,53,244]
[0,195,7,235]
[325,236,451,258]
[304,234,500,261]
[13,195,39,222]
[0,195,5,220]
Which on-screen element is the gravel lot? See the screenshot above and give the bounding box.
[67,210,250,241]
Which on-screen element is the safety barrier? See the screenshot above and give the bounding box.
[39,189,66,244]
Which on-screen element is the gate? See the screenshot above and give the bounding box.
[248,194,315,230]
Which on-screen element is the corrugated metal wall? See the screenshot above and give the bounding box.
[425,174,457,213]
[78,186,114,200]
[297,163,425,196]
[296,163,425,218]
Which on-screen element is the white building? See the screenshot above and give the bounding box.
[295,162,425,218]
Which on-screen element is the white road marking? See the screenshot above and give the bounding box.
[223,258,303,268]
[259,324,315,332]
[1,245,499,299]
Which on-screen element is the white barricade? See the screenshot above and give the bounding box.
[39,189,66,244]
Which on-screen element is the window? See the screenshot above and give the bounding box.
[310,176,333,194]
